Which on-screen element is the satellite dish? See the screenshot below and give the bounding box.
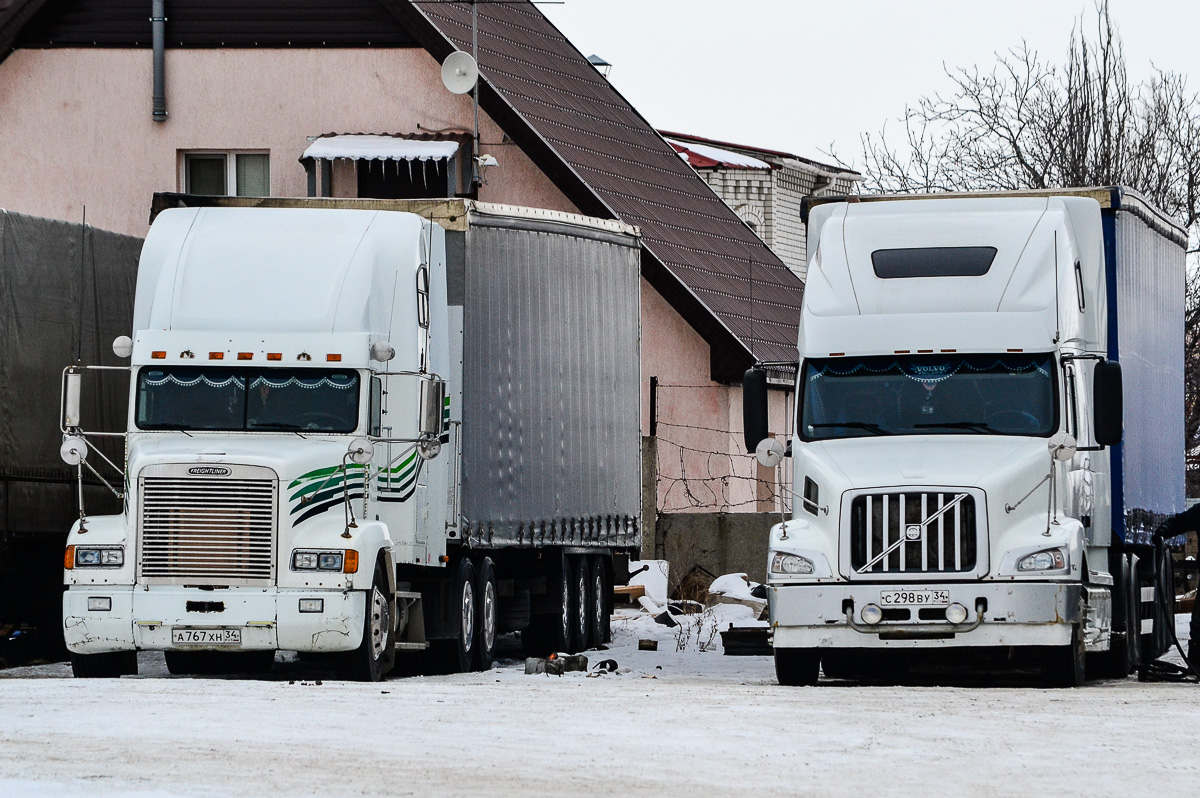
[756,438,785,469]
[441,51,479,95]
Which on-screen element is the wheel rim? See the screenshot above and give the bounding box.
[559,575,570,644]
[369,585,389,662]
[576,567,587,638]
[592,569,604,635]
[461,579,475,653]
[482,579,496,653]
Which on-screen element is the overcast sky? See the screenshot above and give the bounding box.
[540,0,1200,172]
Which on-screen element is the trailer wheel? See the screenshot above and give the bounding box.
[774,647,820,686]
[474,556,498,672]
[588,556,608,649]
[336,559,396,682]
[1043,624,1087,688]
[70,650,136,679]
[568,555,589,653]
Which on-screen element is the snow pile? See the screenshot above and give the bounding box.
[706,572,768,619]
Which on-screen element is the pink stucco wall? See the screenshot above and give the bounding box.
[0,48,577,236]
[641,278,794,514]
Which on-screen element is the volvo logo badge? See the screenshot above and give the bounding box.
[905,524,923,541]
[189,466,231,476]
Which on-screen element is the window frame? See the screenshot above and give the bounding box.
[180,150,271,197]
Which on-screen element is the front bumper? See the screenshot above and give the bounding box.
[769,581,1081,649]
[63,585,366,655]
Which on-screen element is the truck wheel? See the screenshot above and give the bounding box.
[775,647,820,686]
[1090,557,1140,678]
[336,559,396,682]
[436,557,476,674]
[588,555,609,649]
[1044,625,1087,688]
[568,555,589,653]
[70,650,136,679]
[474,556,498,672]
[521,556,570,656]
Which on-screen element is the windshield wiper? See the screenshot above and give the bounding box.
[250,422,303,430]
[913,421,998,434]
[811,422,891,436]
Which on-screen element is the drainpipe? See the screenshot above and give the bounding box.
[151,0,167,122]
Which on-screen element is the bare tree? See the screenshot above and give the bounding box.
[858,0,1200,492]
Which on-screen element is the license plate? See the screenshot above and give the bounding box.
[879,590,949,607]
[171,628,242,645]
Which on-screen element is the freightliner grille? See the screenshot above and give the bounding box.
[138,464,277,586]
[845,489,986,580]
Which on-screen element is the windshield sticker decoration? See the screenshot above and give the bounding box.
[141,372,246,389]
[289,463,366,525]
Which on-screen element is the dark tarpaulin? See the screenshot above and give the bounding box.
[0,210,140,645]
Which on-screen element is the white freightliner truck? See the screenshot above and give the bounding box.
[60,197,642,680]
[743,188,1185,686]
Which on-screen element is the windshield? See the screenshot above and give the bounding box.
[136,367,360,433]
[799,353,1056,440]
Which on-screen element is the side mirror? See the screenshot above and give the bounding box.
[743,368,768,453]
[63,368,83,429]
[419,378,446,439]
[1093,360,1123,447]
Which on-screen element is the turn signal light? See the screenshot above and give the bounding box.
[343,549,359,574]
[326,354,342,362]
[64,545,75,570]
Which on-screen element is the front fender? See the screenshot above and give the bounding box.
[64,514,134,586]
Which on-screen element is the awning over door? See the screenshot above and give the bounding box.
[302,135,460,162]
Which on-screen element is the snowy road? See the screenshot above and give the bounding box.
[2,613,1198,798]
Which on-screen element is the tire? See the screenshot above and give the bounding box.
[336,559,396,682]
[1044,624,1087,688]
[521,554,570,656]
[1090,557,1140,678]
[437,557,476,674]
[774,647,820,686]
[71,650,136,679]
[474,556,498,672]
[587,555,609,650]
[567,555,589,654]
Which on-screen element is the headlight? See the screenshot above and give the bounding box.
[68,545,123,569]
[770,552,815,575]
[1016,547,1067,572]
[292,550,355,573]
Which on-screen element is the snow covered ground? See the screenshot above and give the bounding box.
[1,612,1198,798]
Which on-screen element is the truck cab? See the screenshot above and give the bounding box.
[746,191,1184,686]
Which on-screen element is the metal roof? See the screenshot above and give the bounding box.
[385,0,804,377]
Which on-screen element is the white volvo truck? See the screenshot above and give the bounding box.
[60,197,642,679]
[744,188,1184,686]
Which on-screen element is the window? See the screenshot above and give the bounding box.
[136,367,360,433]
[871,246,997,278]
[798,352,1057,440]
[182,152,270,197]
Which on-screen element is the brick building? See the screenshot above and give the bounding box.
[663,132,861,281]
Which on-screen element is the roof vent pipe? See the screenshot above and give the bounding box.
[151,0,167,122]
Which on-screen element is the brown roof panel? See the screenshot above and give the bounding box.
[388,0,803,378]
